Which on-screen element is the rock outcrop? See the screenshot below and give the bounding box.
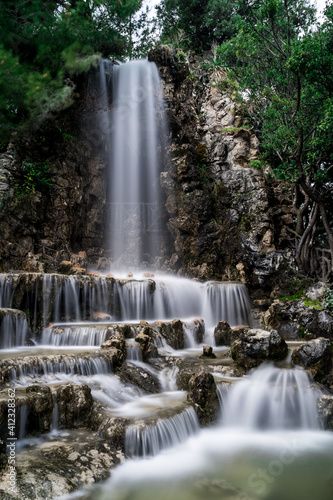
[264,299,333,340]
[317,395,333,430]
[187,372,219,426]
[231,328,288,371]
[149,46,294,291]
[292,338,332,384]
[214,321,232,346]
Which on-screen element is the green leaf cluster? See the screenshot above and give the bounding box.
[0,0,144,143]
[10,160,53,197]
[156,0,241,50]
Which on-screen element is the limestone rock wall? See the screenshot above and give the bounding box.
[149,47,294,295]
[0,49,295,294]
[0,78,106,273]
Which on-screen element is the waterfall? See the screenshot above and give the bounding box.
[9,356,113,385]
[0,274,13,308]
[41,326,109,346]
[0,309,29,349]
[222,363,321,430]
[203,282,253,327]
[125,407,199,458]
[42,274,112,326]
[158,366,179,392]
[113,277,253,327]
[99,59,168,270]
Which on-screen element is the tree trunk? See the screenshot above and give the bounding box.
[318,202,333,276]
[295,202,318,271]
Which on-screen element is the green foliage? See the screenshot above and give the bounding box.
[214,0,333,264]
[10,160,53,197]
[323,288,333,313]
[156,0,241,50]
[249,159,266,170]
[0,0,144,143]
[215,0,332,185]
[299,326,312,337]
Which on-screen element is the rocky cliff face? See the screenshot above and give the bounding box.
[1,49,294,295]
[0,77,107,273]
[149,46,294,296]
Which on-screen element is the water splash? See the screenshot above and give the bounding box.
[222,363,321,430]
[125,406,199,458]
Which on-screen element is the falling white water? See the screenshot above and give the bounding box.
[50,402,59,435]
[98,60,168,270]
[41,326,109,346]
[113,276,253,328]
[125,406,199,458]
[126,338,143,361]
[158,366,179,392]
[182,323,198,348]
[0,273,254,334]
[9,356,113,385]
[0,309,29,348]
[222,363,321,430]
[0,274,13,308]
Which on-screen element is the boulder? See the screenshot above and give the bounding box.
[306,282,327,301]
[199,345,216,358]
[214,321,232,346]
[231,328,288,371]
[135,326,158,362]
[317,395,333,430]
[56,383,94,429]
[101,330,126,365]
[292,337,332,381]
[118,362,160,394]
[264,300,333,340]
[153,319,184,349]
[93,311,112,321]
[187,372,219,426]
[26,385,54,433]
[71,251,88,269]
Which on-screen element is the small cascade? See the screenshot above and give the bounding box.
[204,282,253,328]
[41,326,109,346]
[182,323,197,348]
[42,274,112,327]
[10,356,112,385]
[158,367,179,392]
[125,407,199,458]
[0,274,13,307]
[0,273,254,330]
[126,339,142,361]
[216,382,230,414]
[50,402,59,434]
[18,404,29,442]
[222,363,321,430]
[113,277,253,327]
[0,309,29,348]
[114,280,155,320]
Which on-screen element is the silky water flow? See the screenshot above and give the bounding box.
[0,59,332,500]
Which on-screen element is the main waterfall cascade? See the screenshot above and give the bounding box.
[99,59,169,270]
[0,59,332,499]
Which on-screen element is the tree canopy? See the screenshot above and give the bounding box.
[215,0,333,276]
[0,0,143,144]
[156,0,241,50]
